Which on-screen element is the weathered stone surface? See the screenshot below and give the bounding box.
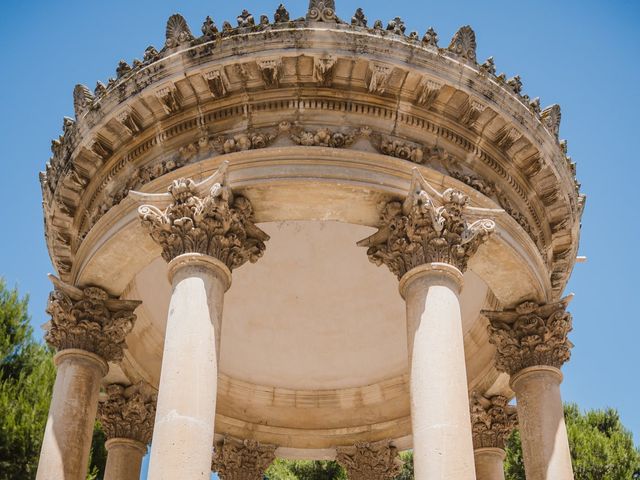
[212,438,276,480]
[484,296,574,375]
[358,169,496,277]
[470,394,518,450]
[44,276,140,362]
[336,441,403,480]
[98,383,157,444]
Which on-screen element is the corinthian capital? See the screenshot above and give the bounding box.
[212,437,276,480]
[132,161,269,269]
[336,441,403,480]
[470,394,518,450]
[44,275,141,362]
[484,295,574,375]
[98,382,157,445]
[358,169,497,278]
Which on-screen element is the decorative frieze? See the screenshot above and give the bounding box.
[213,130,277,154]
[290,126,358,148]
[98,383,157,444]
[470,394,518,450]
[375,136,424,163]
[212,437,276,480]
[136,162,270,268]
[44,275,141,362]
[357,169,496,278]
[336,441,403,480]
[484,295,574,375]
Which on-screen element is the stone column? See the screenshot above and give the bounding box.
[358,169,496,480]
[212,437,276,480]
[485,297,575,480]
[98,383,157,480]
[470,394,518,480]
[36,279,140,480]
[133,162,269,480]
[336,440,403,480]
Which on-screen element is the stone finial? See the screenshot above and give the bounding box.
[307,0,338,22]
[484,295,574,375]
[336,441,403,480]
[422,27,438,47]
[480,57,496,76]
[202,16,219,38]
[357,169,496,278]
[274,4,290,23]
[541,104,562,140]
[133,162,270,269]
[237,9,255,28]
[448,25,477,63]
[507,75,523,94]
[212,437,276,480]
[73,84,94,119]
[98,383,157,445]
[165,14,194,48]
[44,276,141,362]
[386,17,406,36]
[351,8,367,27]
[470,394,518,450]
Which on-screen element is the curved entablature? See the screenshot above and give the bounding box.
[39,2,584,300]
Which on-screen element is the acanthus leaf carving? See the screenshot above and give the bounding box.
[212,437,276,480]
[357,169,496,278]
[448,25,477,63]
[541,104,562,140]
[257,59,282,88]
[213,130,277,154]
[374,135,424,164]
[484,295,574,375]
[336,441,403,480]
[98,383,157,445]
[416,79,442,108]
[368,63,393,95]
[495,126,521,151]
[116,108,142,136]
[165,14,194,48]
[314,56,337,87]
[459,100,486,128]
[44,275,141,362]
[290,127,358,148]
[135,162,270,269]
[155,85,182,115]
[470,394,518,450]
[203,69,229,98]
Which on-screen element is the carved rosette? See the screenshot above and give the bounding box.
[470,394,518,450]
[136,163,270,269]
[44,276,141,362]
[484,296,574,375]
[358,169,496,278]
[212,437,276,480]
[98,383,157,445]
[336,441,403,480]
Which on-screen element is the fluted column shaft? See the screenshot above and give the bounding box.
[104,438,147,480]
[400,263,476,480]
[474,448,506,480]
[511,367,573,480]
[36,350,107,480]
[147,253,231,480]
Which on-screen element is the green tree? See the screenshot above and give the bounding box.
[505,403,640,480]
[0,279,108,480]
[0,280,56,479]
[266,459,347,480]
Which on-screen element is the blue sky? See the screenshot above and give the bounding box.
[0,1,638,478]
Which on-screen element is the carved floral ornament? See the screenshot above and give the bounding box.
[484,295,574,376]
[358,169,498,278]
[336,441,403,480]
[44,275,141,362]
[470,394,518,450]
[98,383,157,445]
[212,437,276,479]
[132,162,270,269]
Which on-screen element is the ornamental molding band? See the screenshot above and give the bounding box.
[132,162,270,268]
[98,382,157,445]
[212,437,277,480]
[470,394,518,450]
[44,275,141,362]
[335,441,403,480]
[484,295,574,375]
[357,169,498,278]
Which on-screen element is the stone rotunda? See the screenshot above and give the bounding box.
[36,2,584,480]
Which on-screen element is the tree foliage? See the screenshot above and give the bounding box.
[505,403,640,480]
[266,459,347,480]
